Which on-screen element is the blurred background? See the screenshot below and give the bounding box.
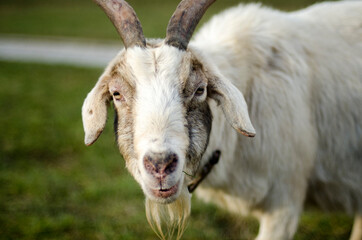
[0,0,353,239]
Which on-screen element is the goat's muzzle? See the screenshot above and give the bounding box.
[142,151,182,202]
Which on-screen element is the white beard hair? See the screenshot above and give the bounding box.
[145,184,191,240]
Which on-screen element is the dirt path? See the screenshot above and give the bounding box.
[0,35,122,68]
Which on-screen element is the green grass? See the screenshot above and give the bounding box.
[0,0,324,40]
[0,61,354,239]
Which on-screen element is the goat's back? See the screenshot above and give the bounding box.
[295,1,362,44]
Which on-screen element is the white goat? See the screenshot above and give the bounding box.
[82,0,362,239]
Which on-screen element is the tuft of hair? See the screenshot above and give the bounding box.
[145,186,191,240]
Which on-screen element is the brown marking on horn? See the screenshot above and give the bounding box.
[93,0,146,48]
[165,0,216,50]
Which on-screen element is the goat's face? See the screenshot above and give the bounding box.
[114,44,211,203]
[82,43,255,203]
[82,0,255,205]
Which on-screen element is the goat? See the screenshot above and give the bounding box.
[82,0,362,239]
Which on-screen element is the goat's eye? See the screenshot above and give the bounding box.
[195,87,205,97]
[112,91,124,101]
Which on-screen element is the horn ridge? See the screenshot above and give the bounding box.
[93,0,146,48]
[165,0,216,50]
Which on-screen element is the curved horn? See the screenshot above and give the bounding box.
[165,0,215,50]
[93,0,146,48]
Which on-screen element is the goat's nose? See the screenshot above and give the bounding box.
[143,152,178,178]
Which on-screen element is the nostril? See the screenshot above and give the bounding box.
[164,153,178,174]
[143,152,179,176]
[143,155,156,174]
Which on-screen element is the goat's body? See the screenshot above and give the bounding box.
[192,2,362,239]
[84,1,362,239]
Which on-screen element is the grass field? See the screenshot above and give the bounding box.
[0,61,353,239]
[0,0,354,239]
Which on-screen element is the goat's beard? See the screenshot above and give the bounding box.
[145,184,191,240]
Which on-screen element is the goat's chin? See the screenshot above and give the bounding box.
[145,184,191,239]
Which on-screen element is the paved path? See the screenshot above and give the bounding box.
[0,35,123,68]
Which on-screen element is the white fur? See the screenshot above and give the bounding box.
[127,46,189,202]
[191,2,362,240]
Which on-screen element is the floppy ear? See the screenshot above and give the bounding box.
[207,68,256,137]
[82,74,111,146]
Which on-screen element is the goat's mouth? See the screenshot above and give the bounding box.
[146,179,182,203]
[151,182,179,199]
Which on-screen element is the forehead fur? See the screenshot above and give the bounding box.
[124,45,191,88]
